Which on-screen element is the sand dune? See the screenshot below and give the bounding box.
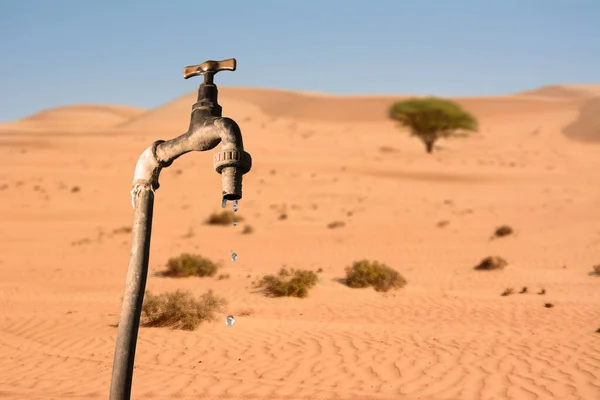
[0,104,146,134]
[0,84,599,400]
[563,97,600,142]
[118,86,584,133]
[517,84,600,99]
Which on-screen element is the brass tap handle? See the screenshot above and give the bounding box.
[183,58,237,84]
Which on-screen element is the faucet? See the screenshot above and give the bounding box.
[109,58,252,400]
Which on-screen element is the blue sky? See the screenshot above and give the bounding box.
[1,0,598,121]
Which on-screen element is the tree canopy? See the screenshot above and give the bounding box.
[389,97,478,153]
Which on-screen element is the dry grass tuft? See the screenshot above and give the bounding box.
[254,269,319,298]
[327,221,346,229]
[163,253,220,278]
[113,226,132,235]
[344,260,407,292]
[474,256,508,271]
[141,289,227,331]
[437,220,450,228]
[494,225,514,238]
[205,210,243,226]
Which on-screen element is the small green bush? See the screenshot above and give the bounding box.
[255,269,319,298]
[344,260,407,292]
[164,253,219,277]
[141,289,227,331]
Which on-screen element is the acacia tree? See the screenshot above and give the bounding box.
[389,97,478,153]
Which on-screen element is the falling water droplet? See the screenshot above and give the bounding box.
[232,199,239,212]
[225,315,235,326]
[221,198,227,208]
[230,250,238,262]
[232,220,238,227]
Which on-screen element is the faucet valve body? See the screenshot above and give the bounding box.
[184,58,236,117]
[193,84,222,116]
[182,58,252,201]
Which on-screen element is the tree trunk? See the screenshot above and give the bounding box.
[425,140,435,154]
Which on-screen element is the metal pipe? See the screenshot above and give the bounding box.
[109,188,154,400]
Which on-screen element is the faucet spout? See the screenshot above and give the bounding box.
[212,117,252,200]
[151,112,252,201]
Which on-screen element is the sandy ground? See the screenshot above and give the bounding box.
[0,84,599,400]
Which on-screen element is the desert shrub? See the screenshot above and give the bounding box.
[164,253,219,277]
[501,287,515,296]
[141,289,227,330]
[327,221,345,229]
[217,273,230,280]
[544,303,554,308]
[113,226,132,234]
[205,210,243,225]
[494,225,513,237]
[237,308,254,316]
[255,269,319,298]
[241,225,254,234]
[592,264,600,275]
[344,260,407,292]
[519,286,528,294]
[474,256,507,271]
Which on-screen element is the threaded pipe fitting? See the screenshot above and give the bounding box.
[213,149,252,174]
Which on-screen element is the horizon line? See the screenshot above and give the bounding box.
[2,82,598,124]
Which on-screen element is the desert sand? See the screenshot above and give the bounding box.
[0,84,599,400]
